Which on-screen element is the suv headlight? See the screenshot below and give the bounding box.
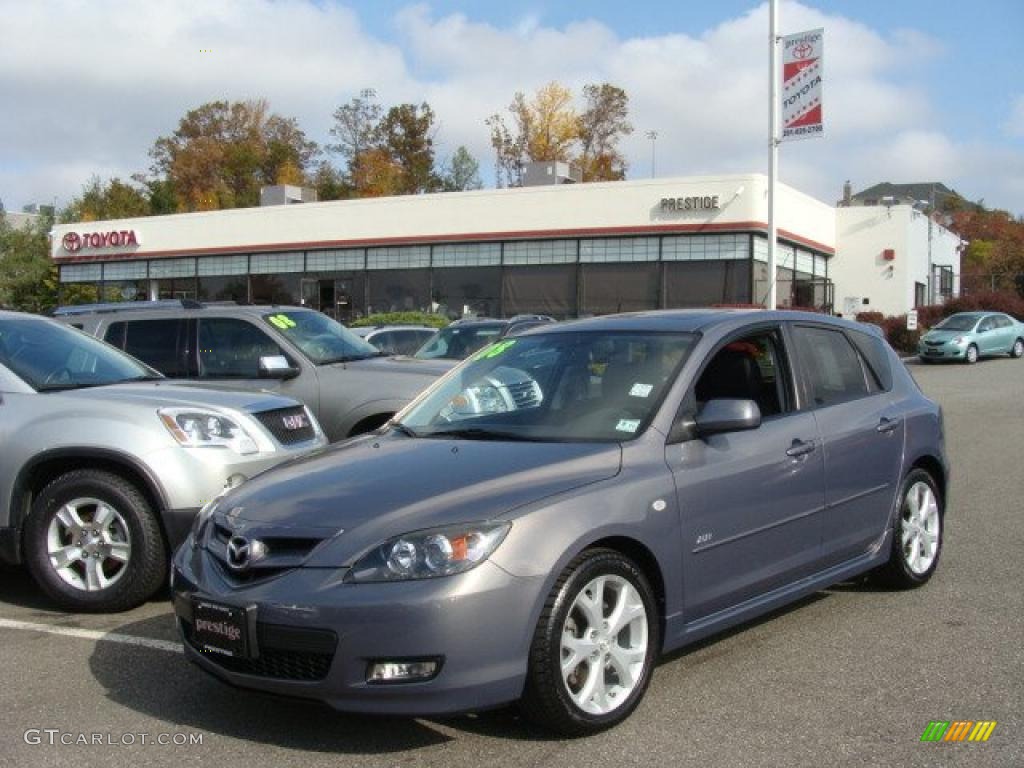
[158,408,259,455]
[345,522,511,583]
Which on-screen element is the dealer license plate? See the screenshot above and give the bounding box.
[192,599,249,657]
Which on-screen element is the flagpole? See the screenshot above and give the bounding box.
[767,0,779,310]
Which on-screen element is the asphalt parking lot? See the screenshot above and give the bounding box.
[1,357,1021,768]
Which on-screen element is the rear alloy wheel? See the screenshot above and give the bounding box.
[24,470,166,612]
[874,469,943,588]
[965,344,979,364]
[521,549,659,736]
[1011,339,1024,358]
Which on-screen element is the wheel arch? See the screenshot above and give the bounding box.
[9,449,170,563]
[908,454,947,508]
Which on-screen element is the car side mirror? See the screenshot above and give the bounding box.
[258,355,300,380]
[694,399,762,437]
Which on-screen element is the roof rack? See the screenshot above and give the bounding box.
[52,299,204,317]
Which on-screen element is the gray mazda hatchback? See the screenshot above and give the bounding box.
[172,310,948,735]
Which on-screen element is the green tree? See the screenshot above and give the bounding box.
[441,146,483,192]
[577,83,633,181]
[60,176,151,223]
[377,102,440,194]
[0,208,59,313]
[149,99,319,211]
[327,89,383,192]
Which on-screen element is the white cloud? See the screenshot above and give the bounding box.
[0,0,1021,215]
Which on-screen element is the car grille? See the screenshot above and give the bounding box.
[207,521,325,584]
[253,406,316,446]
[183,620,336,681]
[504,380,543,409]
[924,340,945,347]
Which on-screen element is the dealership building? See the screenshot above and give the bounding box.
[49,173,959,320]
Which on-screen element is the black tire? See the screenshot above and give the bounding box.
[23,469,166,612]
[918,356,934,365]
[965,344,979,364]
[873,469,943,589]
[520,549,660,736]
[1011,338,1024,359]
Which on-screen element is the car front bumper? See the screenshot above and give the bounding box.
[170,542,543,716]
[918,343,967,360]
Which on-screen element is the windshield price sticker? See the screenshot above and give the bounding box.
[268,314,297,330]
[629,383,653,398]
[615,419,641,433]
[475,339,517,360]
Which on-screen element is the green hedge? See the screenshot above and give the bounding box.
[348,312,450,329]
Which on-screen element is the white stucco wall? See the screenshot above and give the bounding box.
[833,205,961,317]
[50,174,835,263]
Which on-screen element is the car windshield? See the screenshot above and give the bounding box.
[263,311,381,364]
[397,331,696,442]
[0,314,159,391]
[933,314,981,332]
[414,323,506,360]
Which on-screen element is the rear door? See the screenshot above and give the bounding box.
[112,319,189,376]
[788,323,904,567]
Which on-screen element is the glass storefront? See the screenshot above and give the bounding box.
[58,233,833,317]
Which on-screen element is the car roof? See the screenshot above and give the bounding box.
[53,302,313,321]
[523,309,879,336]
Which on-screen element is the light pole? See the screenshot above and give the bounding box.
[645,130,658,178]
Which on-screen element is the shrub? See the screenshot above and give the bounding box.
[881,315,921,356]
[348,312,449,329]
[854,311,885,325]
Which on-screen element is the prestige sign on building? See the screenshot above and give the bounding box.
[781,27,824,141]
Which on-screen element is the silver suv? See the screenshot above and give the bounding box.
[60,301,452,441]
[0,311,326,612]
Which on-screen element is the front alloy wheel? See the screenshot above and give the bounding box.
[965,344,979,364]
[521,549,659,735]
[24,469,166,612]
[1012,339,1024,358]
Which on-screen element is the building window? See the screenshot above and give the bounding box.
[149,258,196,279]
[367,246,430,270]
[431,267,501,318]
[198,276,249,303]
[579,237,659,263]
[250,252,303,274]
[306,249,365,271]
[251,274,300,305]
[367,269,430,313]
[198,255,249,276]
[60,264,102,283]
[502,239,576,265]
[102,260,148,281]
[665,261,751,307]
[663,234,749,261]
[914,281,927,308]
[432,243,501,267]
[580,263,660,314]
[502,265,577,317]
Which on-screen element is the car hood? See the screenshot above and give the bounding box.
[922,329,970,341]
[325,355,455,377]
[210,433,622,566]
[59,381,299,413]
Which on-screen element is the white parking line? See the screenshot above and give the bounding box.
[0,617,182,653]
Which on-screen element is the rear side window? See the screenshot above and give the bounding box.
[791,326,869,407]
[121,320,186,376]
[104,322,126,349]
[847,329,893,392]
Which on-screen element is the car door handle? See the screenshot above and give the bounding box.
[786,439,816,458]
[876,416,902,434]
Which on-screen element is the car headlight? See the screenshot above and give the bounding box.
[159,408,259,455]
[951,336,965,345]
[190,497,220,543]
[344,522,511,583]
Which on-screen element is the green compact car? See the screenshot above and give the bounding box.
[918,312,1024,364]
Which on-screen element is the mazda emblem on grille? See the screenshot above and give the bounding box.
[226,536,251,570]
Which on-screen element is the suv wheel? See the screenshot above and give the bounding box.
[873,469,943,589]
[24,470,166,612]
[520,549,659,736]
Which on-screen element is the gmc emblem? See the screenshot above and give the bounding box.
[282,413,309,431]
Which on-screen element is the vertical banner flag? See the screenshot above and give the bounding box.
[781,28,824,141]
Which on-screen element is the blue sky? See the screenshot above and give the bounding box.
[1,0,1022,213]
